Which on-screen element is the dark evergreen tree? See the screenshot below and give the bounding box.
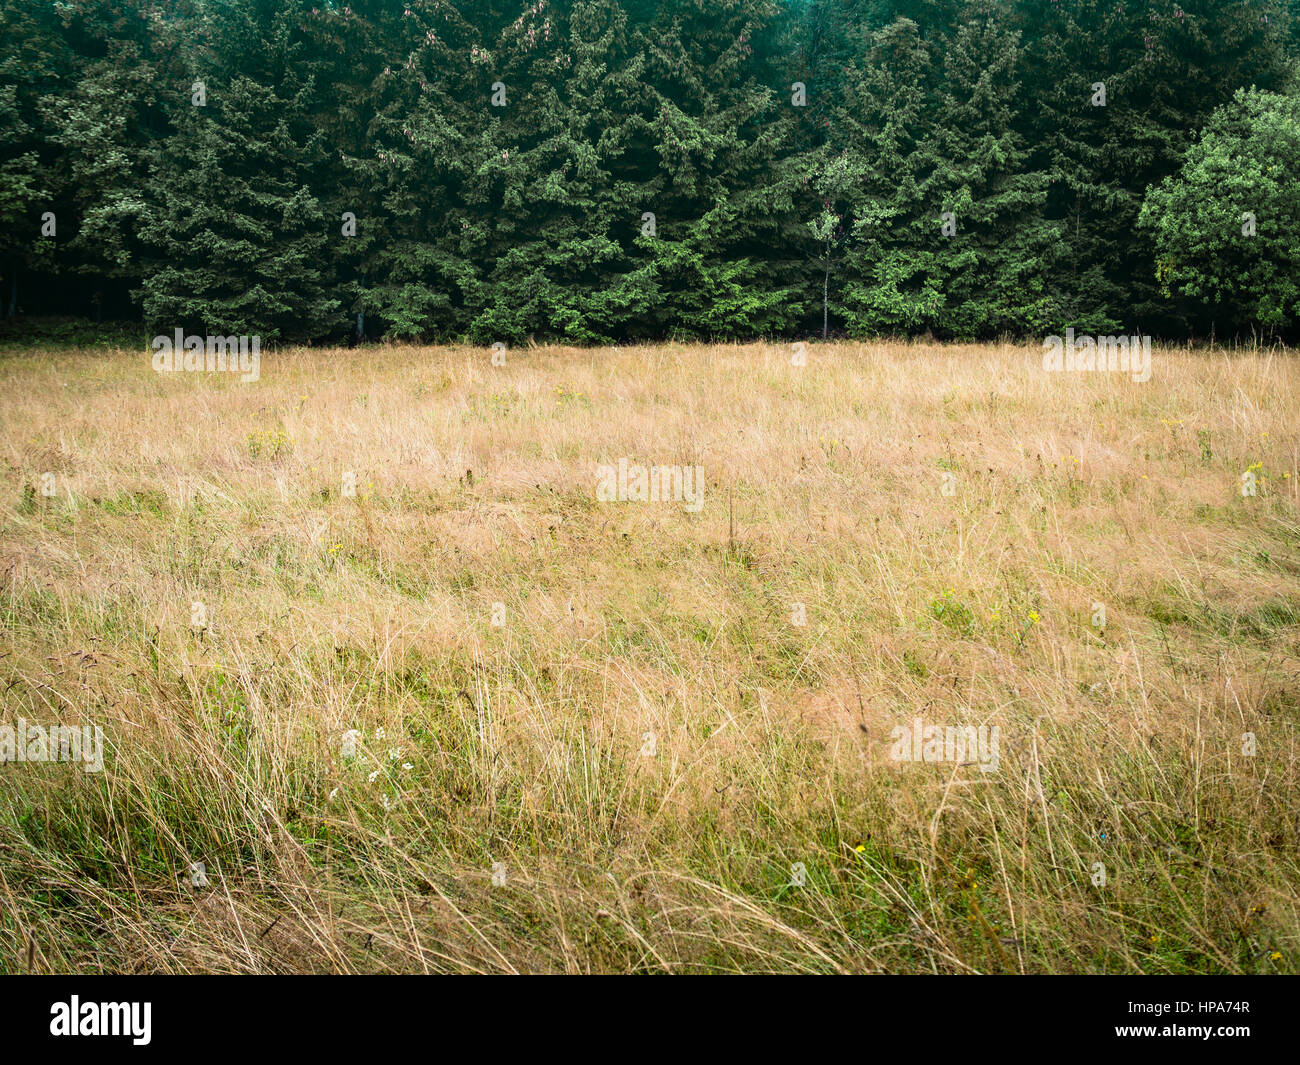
[925,9,1059,337]
[304,0,484,341]
[832,18,946,335]
[41,0,185,321]
[137,0,341,341]
[467,0,661,343]
[634,0,803,339]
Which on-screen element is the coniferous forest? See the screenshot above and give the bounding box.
[3,0,1300,346]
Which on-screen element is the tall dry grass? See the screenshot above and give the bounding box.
[0,339,1296,973]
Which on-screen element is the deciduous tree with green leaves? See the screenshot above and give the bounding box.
[1140,88,1300,339]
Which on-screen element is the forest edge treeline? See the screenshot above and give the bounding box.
[3,0,1300,346]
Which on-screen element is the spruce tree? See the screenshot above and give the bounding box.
[832,17,946,335]
[924,9,1058,338]
[467,0,660,344]
[633,0,802,339]
[137,0,341,342]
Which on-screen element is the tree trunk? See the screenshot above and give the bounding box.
[822,259,830,339]
[355,272,366,342]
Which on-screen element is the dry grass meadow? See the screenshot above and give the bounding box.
[0,339,1297,974]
